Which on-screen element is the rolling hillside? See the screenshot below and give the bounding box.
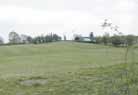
[0,42,137,95]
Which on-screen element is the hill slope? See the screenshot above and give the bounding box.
[0,42,137,95]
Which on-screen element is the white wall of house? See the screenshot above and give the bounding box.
[83,38,91,41]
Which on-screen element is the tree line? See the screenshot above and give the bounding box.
[95,33,138,47]
[0,31,137,47]
[0,31,62,45]
[74,32,138,47]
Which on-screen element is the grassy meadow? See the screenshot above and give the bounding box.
[0,42,138,95]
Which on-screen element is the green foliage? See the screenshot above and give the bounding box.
[89,32,94,41]
[9,31,21,44]
[32,34,61,44]
[95,34,137,47]
[20,34,33,44]
[111,35,125,46]
[8,32,61,45]
[125,35,136,46]
[0,36,4,45]
[74,35,82,41]
[101,32,110,45]
[95,36,103,44]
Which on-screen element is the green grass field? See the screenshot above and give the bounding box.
[0,42,138,95]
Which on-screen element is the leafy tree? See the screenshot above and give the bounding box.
[111,35,123,46]
[20,34,32,44]
[32,33,61,44]
[125,35,135,46]
[64,35,66,41]
[26,36,33,43]
[111,35,136,47]
[74,36,80,41]
[89,32,94,40]
[0,36,4,45]
[74,34,82,41]
[52,34,61,41]
[89,32,96,43]
[102,32,110,45]
[9,31,21,44]
[95,36,103,44]
[45,35,52,42]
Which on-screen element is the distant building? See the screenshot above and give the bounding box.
[81,32,96,43]
[81,37,96,43]
[74,32,96,43]
[82,37,91,42]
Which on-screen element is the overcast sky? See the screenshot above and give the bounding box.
[0,0,137,42]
